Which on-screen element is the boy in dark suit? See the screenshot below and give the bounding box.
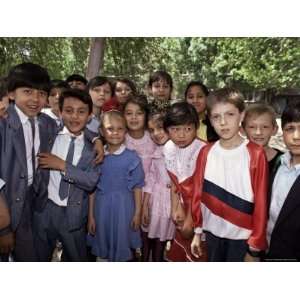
[266,101,300,261]
[0,63,57,261]
[34,89,101,262]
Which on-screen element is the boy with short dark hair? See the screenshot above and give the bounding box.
[0,62,57,261]
[34,89,101,261]
[66,74,87,90]
[191,88,268,261]
[266,102,300,261]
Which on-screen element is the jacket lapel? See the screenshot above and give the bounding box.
[274,175,300,229]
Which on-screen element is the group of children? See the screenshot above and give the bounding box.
[0,62,299,262]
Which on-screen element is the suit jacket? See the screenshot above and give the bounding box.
[35,129,101,231]
[267,159,300,261]
[0,104,57,232]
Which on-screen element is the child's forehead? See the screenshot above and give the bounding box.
[246,112,273,122]
[92,82,111,89]
[283,121,300,128]
[103,114,125,126]
[153,78,170,85]
[211,102,239,113]
[63,96,88,107]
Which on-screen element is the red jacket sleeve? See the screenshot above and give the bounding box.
[247,142,269,250]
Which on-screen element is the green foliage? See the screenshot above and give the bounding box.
[0,37,299,98]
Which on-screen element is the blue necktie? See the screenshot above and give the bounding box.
[59,136,76,200]
[28,117,36,176]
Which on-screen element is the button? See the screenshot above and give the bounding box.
[77,201,81,205]
[166,183,171,189]
[16,198,21,202]
[20,174,25,179]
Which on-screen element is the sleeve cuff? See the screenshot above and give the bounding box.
[194,227,203,234]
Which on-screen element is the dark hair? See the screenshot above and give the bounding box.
[123,94,149,125]
[7,62,51,93]
[148,70,173,91]
[281,102,300,129]
[184,80,209,99]
[242,103,277,128]
[206,88,245,116]
[147,103,168,126]
[0,77,8,100]
[163,101,200,131]
[87,76,113,93]
[113,78,137,96]
[59,89,93,114]
[50,79,69,91]
[66,74,87,85]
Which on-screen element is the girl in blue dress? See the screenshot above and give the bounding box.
[87,110,144,262]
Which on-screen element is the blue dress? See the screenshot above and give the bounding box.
[89,148,144,261]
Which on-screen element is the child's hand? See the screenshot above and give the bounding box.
[191,234,202,258]
[93,139,104,164]
[87,215,96,235]
[38,153,66,171]
[172,202,185,230]
[181,215,194,239]
[131,214,141,231]
[142,206,150,227]
[0,232,15,254]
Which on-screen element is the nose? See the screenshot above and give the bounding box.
[255,127,261,135]
[220,114,226,125]
[293,128,300,139]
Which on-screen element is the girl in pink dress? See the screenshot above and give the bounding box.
[163,102,207,262]
[141,106,176,261]
[123,95,157,260]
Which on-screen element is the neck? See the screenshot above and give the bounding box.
[198,111,206,120]
[219,135,244,150]
[93,106,101,117]
[107,143,122,154]
[128,129,145,139]
[264,146,277,162]
[291,154,300,166]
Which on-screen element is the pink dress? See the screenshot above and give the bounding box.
[143,146,176,241]
[125,131,157,186]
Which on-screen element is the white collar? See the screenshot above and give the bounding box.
[15,105,37,125]
[58,126,84,141]
[104,144,126,156]
[281,151,300,170]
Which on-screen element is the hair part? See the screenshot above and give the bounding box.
[242,103,277,128]
[59,88,93,114]
[184,80,209,99]
[281,101,300,129]
[163,101,200,131]
[206,88,245,116]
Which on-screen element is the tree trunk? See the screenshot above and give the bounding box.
[86,37,106,80]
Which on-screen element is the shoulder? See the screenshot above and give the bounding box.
[38,112,57,129]
[123,148,141,161]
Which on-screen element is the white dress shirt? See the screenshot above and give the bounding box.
[42,108,61,127]
[267,151,300,248]
[15,105,40,186]
[48,127,85,206]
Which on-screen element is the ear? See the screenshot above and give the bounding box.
[8,91,16,101]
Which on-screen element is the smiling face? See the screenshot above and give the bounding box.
[150,79,171,102]
[244,113,277,148]
[60,97,91,136]
[186,85,207,114]
[115,81,132,104]
[124,102,146,133]
[10,87,48,117]
[210,102,244,147]
[148,116,169,145]
[89,83,112,109]
[101,114,126,151]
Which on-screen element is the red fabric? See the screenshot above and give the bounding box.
[166,230,207,262]
[191,141,268,251]
[102,97,121,112]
